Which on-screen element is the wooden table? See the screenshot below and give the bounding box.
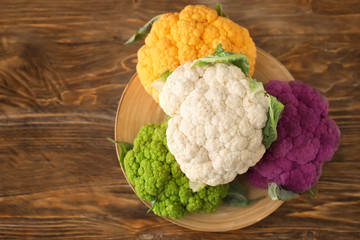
[0,0,359,239]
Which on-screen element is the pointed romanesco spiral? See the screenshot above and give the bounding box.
[136,4,256,103]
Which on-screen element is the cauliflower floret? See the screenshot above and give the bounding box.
[137,5,256,103]
[248,80,340,193]
[124,121,229,219]
[159,62,269,186]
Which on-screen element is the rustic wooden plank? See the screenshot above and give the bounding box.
[0,0,359,239]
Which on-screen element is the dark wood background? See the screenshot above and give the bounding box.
[0,0,359,239]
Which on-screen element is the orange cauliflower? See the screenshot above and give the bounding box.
[136,5,256,102]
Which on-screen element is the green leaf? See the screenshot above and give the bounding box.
[262,95,284,149]
[147,196,157,213]
[268,182,299,201]
[249,77,283,149]
[151,70,172,92]
[250,77,266,96]
[212,43,231,57]
[224,181,265,207]
[107,137,133,167]
[305,184,318,198]
[159,70,172,80]
[215,3,228,18]
[192,44,250,77]
[125,14,162,44]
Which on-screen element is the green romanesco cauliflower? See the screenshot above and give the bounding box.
[124,121,229,219]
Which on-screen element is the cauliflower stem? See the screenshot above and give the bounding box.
[268,182,299,201]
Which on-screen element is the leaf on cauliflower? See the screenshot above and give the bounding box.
[249,77,266,96]
[268,182,299,201]
[147,196,157,213]
[215,3,228,18]
[192,44,250,77]
[151,71,172,93]
[107,137,133,167]
[305,184,318,198]
[125,14,162,44]
[224,181,265,207]
[262,95,284,149]
[159,70,172,80]
[249,78,283,149]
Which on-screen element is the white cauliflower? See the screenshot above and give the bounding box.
[159,61,270,186]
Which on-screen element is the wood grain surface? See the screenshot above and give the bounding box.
[0,0,359,239]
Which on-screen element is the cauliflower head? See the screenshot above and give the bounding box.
[124,121,229,219]
[159,61,270,186]
[137,4,256,102]
[248,80,341,193]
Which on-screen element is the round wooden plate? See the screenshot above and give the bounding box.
[114,48,294,232]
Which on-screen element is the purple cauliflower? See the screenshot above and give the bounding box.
[248,80,340,193]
